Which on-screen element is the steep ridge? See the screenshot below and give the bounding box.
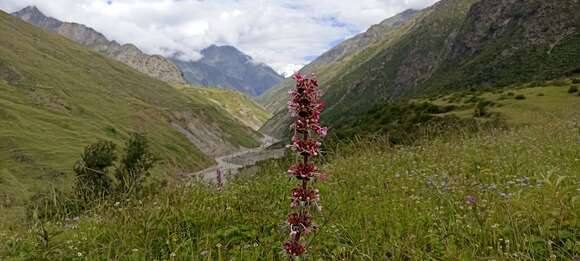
[12,6,186,84]
[172,45,284,96]
[0,10,260,205]
[261,0,580,138]
[257,9,419,112]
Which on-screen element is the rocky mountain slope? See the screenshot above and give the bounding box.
[0,10,261,207]
[172,45,284,96]
[12,6,186,84]
[260,0,580,138]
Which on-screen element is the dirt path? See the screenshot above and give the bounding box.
[192,134,286,182]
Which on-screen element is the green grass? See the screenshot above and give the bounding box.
[176,85,272,131]
[328,80,580,145]
[0,11,260,223]
[1,110,578,260]
[426,82,580,126]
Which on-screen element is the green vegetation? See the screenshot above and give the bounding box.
[328,102,472,144]
[2,104,578,259]
[1,2,580,259]
[73,140,117,200]
[176,85,272,131]
[0,11,259,223]
[2,76,579,259]
[327,79,580,146]
[260,0,580,139]
[115,133,157,194]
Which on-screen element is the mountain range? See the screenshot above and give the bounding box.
[259,0,580,138]
[12,6,186,84]
[172,45,284,96]
[11,6,283,96]
[0,9,266,205]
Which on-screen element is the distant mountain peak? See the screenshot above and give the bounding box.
[12,5,63,30]
[172,44,283,96]
[20,5,41,14]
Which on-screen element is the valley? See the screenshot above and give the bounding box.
[1,0,579,260]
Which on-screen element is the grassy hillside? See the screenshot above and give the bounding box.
[256,9,419,113]
[331,78,580,142]
[260,0,580,138]
[175,85,271,131]
[0,11,260,221]
[1,87,578,259]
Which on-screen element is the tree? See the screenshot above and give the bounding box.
[73,141,117,201]
[115,132,157,194]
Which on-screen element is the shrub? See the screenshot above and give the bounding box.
[73,140,117,201]
[537,93,545,96]
[115,133,157,194]
[571,78,580,84]
[568,85,578,93]
[515,94,526,100]
[473,102,489,118]
[552,79,568,86]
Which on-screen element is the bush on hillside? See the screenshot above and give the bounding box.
[515,94,526,100]
[551,79,568,86]
[473,102,490,118]
[571,78,580,84]
[115,133,157,194]
[73,141,117,201]
[568,85,578,93]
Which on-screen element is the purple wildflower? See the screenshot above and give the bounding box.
[283,73,328,259]
[466,195,477,205]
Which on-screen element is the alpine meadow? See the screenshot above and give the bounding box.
[0,0,579,260]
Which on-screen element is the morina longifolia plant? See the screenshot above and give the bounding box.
[283,73,328,259]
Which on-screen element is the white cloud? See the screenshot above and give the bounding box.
[0,0,439,74]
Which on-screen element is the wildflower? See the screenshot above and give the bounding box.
[216,169,224,190]
[466,195,477,205]
[283,73,327,259]
[283,240,306,257]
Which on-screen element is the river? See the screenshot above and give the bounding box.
[192,134,286,183]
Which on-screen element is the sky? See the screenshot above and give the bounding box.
[0,0,438,76]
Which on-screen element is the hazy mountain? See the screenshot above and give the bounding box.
[12,6,186,84]
[172,45,284,96]
[260,0,580,138]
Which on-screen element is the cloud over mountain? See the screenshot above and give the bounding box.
[0,0,438,75]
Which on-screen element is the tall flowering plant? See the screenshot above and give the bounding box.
[283,73,328,259]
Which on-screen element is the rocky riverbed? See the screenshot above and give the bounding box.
[192,135,286,183]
